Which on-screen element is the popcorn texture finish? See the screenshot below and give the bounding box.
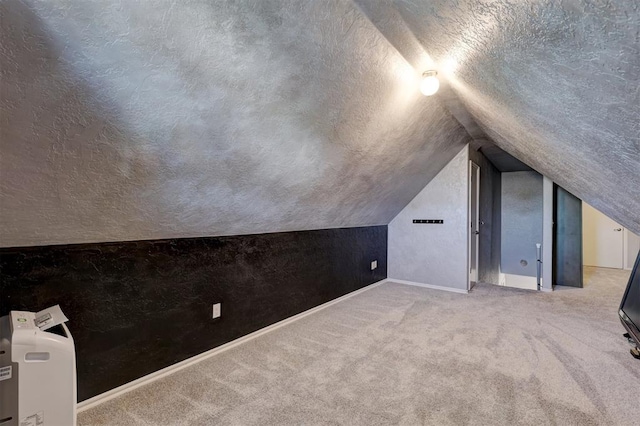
[391,0,640,233]
[0,0,468,247]
[2,0,638,246]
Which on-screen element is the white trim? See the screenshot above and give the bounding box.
[623,229,630,270]
[77,278,387,412]
[623,228,640,270]
[386,278,469,294]
[500,273,538,291]
[542,176,554,290]
[467,159,472,292]
[468,160,480,291]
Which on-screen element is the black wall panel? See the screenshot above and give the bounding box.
[553,186,583,287]
[0,226,387,401]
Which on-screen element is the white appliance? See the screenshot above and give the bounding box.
[0,307,76,426]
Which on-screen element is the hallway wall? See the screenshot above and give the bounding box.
[500,171,543,290]
[388,146,469,291]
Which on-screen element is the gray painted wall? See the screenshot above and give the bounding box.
[468,147,500,285]
[0,0,470,247]
[388,145,469,291]
[501,172,543,277]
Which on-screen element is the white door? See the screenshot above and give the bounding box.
[469,161,480,288]
[582,203,624,268]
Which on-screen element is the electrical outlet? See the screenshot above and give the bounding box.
[212,303,221,319]
[371,260,377,270]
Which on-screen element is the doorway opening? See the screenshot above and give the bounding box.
[582,203,639,271]
[469,161,480,290]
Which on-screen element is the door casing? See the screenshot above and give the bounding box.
[468,161,480,289]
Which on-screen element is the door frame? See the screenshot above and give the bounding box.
[468,161,480,290]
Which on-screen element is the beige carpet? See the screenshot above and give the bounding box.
[79,267,640,425]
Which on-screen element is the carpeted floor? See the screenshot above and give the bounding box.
[79,267,640,425]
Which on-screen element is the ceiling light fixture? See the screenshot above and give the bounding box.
[420,70,439,96]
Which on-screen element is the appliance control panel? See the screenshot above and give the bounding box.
[10,311,36,331]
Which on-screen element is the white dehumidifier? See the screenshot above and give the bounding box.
[0,307,76,426]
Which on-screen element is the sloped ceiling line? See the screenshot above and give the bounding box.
[0,0,637,249]
[354,1,533,172]
[387,0,640,233]
[0,0,470,247]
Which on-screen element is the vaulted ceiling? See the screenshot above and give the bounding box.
[358,0,639,232]
[387,0,639,232]
[0,0,638,247]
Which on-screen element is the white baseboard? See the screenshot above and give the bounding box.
[77,278,387,412]
[499,273,538,291]
[385,278,469,294]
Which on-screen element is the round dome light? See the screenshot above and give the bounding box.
[420,71,439,96]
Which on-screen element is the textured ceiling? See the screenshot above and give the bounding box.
[0,0,469,247]
[472,141,533,173]
[385,0,639,233]
[1,0,638,248]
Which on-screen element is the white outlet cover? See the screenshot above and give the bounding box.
[371,260,377,270]
[212,303,221,319]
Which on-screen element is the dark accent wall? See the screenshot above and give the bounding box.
[553,186,583,287]
[0,226,387,401]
